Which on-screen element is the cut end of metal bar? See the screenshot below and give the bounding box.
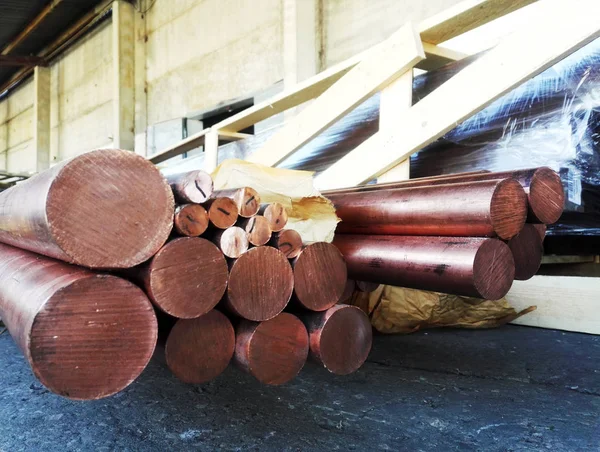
[507,224,544,281]
[207,197,239,229]
[167,170,214,204]
[261,202,288,232]
[173,204,209,237]
[218,226,250,259]
[528,167,565,224]
[473,239,515,300]
[489,178,528,240]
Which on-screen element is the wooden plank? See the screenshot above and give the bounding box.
[0,56,47,67]
[112,0,135,151]
[283,0,318,87]
[419,0,538,45]
[507,276,600,335]
[419,42,467,71]
[204,130,219,173]
[148,129,208,164]
[33,67,51,172]
[248,23,424,167]
[315,0,600,190]
[377,71,413,183]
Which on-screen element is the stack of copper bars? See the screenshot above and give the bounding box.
[324,167,564,300]
[0,149,371,401]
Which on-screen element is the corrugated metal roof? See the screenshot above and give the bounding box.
[0,0,104,89]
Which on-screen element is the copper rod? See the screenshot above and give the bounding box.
[506,224,544,281]
[258,202,288,232]
[268,229,303,259]
[234,313,308,385]
[213,187,260,218]
[339,279,356,303]
[126,237,228,319]
[333,235,515,300]
[210,226,249,258]
[166,170,214,204]
[532,223,547,241]
[292,242,347,311]
[302,304,372,375]
[355,281,380,293]
[165,310,235,384]
[224,247,294,321]
[203,197,239,229]
[237,215,272,246]
[0,149,174,268]
[328,179,527,240]
[173,204,209,237]
[0,243,157,400]
[324,167,564,225]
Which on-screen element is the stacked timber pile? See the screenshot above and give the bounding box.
[324,167,565,299]
[0,149,372,400]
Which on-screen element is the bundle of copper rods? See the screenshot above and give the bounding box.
[323,167,565,300]
[0,149,372,400]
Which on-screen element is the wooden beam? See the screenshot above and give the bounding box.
[419,0,538,45]
[507,276,600,334]
[248,23,424,167]
[419,43,467,71]
[0,56,47,67]
[33,67,51,172]
[283,0,318,87]
[148,129,209,164]
[204,130,219,173]
[112,0,135,151]
[1,0,64,55]
[315,0,600,190]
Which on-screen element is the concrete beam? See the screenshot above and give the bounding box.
[33,66,50,171]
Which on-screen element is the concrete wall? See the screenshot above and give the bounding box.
[0,80,34,173]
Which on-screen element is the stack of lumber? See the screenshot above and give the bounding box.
[0,149,372,400]
[324,167,564,299]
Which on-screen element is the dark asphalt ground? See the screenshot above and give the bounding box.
[0,325,599,451]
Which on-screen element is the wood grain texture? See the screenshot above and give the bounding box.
[0,243,157,400]
[173,204,209,237]
[0,149,174,269]
[333,235,515,300]
[224,247,294,321]
[204,197,239,229]
[128,237,228,319]
[506,224,543,281]
[302,304,372,375]
[234,313,308,385]
[259,203,288,232]
[166,170,214,204]
[165,310,235,384]
[268,229,303,259]
[328,179,527,240]
[292,242,347,311]
[213,187,260,218]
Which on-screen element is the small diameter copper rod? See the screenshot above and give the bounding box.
[258,203,288,232]
[355,281,380,293]
[165,310,235,384]
[324,167,564,225]
[291,242,348,311]
[223,247,294,321]
[203,197,239,229]
[0,243,157,400]
[213,187,261,218]
[328,179,527,240]
[333,235,515,300]
[302,304,372,375]
[173,204,209,237]
[125,237,228,318]
[166,170,214,204]
[506,224,544,281]
[268,229,303,259]
[237,215,272,246]
[210,226,249,258]
[0,149,174,269]
[234,313,309,385]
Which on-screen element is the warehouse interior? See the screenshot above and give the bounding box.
[0,0,599,450]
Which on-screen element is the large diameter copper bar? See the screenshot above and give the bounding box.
[339,279,356,303]
[506,224,544,281]
[302,304,372,375]
[224,246,294,321]
[268,229,303,259]
[210,226,249,258]
[532,223,547,241]
[325,167,564,225]
[0,149,174,269]
[258,203,288,232]
[204,197,239,229]
[173,204,209,237]
[213,187,260,218]
[328,179,527,240]
[0,243,157,400]
[127,237,228,319]
[234,313,308,385]
[166,170,214,204]
[237,216,272,246]
[292,242,347,311]
[333,235,515,300]
[165,310,235,384]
